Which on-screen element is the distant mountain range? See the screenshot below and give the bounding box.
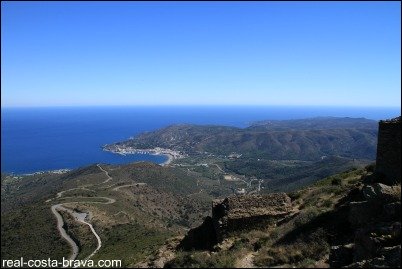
[106,117,379,161]
[249,116,378,130]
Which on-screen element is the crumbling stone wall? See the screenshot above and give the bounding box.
[177,216,217,251]
[178,193,293,250]
[375,116,401,185]
[212,193,292,240]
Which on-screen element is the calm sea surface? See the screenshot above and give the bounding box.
[1,106,400,174]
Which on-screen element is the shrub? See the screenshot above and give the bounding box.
[293,208,320,228]
[254,228,329,267]
[253,236,271,251]
[322,199,333,208]
[331,177,342,185]
[167,251,236,268]
[288,191,302,201]
[365,163,376,172]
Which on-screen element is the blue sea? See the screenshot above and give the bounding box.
[1,106,400,174]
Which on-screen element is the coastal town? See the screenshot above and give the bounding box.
[103,145,185,166]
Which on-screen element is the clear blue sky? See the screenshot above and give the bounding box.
[1,1,401,107]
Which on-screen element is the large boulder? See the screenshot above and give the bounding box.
[383,202,401,221]
[379,245,401,267]
[353,222,401,263]
[349,201,381,228]
[362,183,400,203]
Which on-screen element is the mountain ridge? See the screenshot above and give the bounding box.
[105,117,378,161]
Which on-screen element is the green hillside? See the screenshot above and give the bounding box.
[106,117,378,161]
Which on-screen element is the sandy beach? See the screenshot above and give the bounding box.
[161,153,174,166]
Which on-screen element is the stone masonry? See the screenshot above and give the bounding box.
[375,116,401,185]
[212,193,293,241]
[178,193,293,250]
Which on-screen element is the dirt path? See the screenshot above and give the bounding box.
[187,189,203,197]
[214,163,225,173]
[97,164,112,183]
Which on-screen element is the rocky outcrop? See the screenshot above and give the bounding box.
[344,245,401,268]
[362,183,401,203]
[349,183,400,228]
[375,116,401,185]
[330,182,401,268]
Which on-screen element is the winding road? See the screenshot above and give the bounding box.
[50,164,117,260]
[51,204,79,260]
[112,183,146,191]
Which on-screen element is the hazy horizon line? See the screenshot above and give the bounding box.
[2,104,401,109]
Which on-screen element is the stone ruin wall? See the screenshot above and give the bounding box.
[212,193,293,240]
[375,116,401,185]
